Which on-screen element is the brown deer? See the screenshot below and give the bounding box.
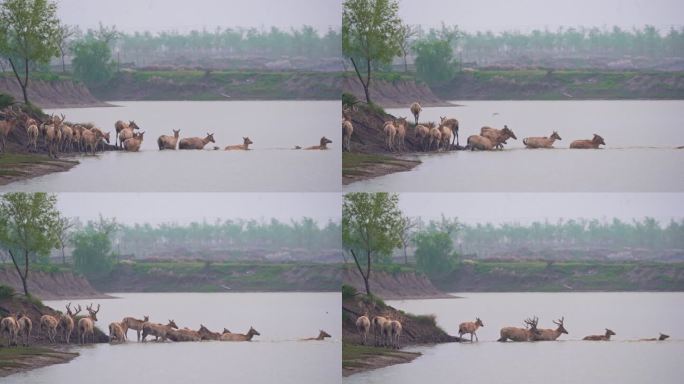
[82,129,103,155]
[356,315,371,345]
[440,116,460,147]
[428,125,442,151]
[157,129,180,150]
[121,315,149,341]
[17,313,32,346]
[0,314,19,346]
[523,131,562,149]
[60,303,81,344]
[225,137,254,150]
[305,136,333,150]
[533,317,568,341]
[458,317,484,342]
[481,125,517,149]
[467,135,495,151]
[26,123,39,151]
[394,117,408,151]
[583,328,616,341]
[415,124,430,151]
[40,314,60,343]
[123,131,145,152]
[410,102,422,125]
[439,124,453,151]
[570,134,606,149]
[179,133,215,150]
[389,320,402,349]
[498,316,539,342]
[219,326,260,341]
[142,319,178,342]
[371,315,388,346]
[0,108,18,153]
[343,118,353,152]
[197,324,222,340]
[78,303,100,344]
[640,333,670,341]
[383,121,397,152]
[109,322,126,343]
[115,120,140,147]
[167,327,201,342]
[301,330,332,341]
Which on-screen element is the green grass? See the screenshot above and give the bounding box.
[0,346,76,370]
[343,152,416,177]
[342,342,399,368]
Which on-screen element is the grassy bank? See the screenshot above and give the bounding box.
[0,153,78,186]
[342,342,420,377]
[0,347,79,377]
[342,152,420,185]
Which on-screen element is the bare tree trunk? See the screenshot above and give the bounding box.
[8,58,30,104]
[350,249,371,296]
[349,57,372,104]
[404,246,408,264]
[8,249,30,296]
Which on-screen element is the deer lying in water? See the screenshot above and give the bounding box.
[109,322,126,343]
[142,320,178,342]
[60,303,81,344]
[498,316,539,342]
[533,317,568,341]
[158,129,180,150]
[225,137,253,150]
[17,313,32,346]
[40,313,60,343]
[179,133,215,150]
[0,314,19,346]
[78,303,101,344]
[356,315,371,345]
[440,116,460,147]
[570,134,606,149]
[305,136,333,150]
[301,330,332,341]
[122,315,150,341]
[640,333,670,341]
[410,102,422,125]
[197,324,222,340]
[220,326,260,341]
[523,131,562,149]
[343,118,353,152]
[167,327,202,342]
[459,317,484,342]
[583,328,616,341]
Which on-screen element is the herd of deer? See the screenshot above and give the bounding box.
[340,102,606,152]
[0,302,332,347]
[354,314,670,348]
[0,107,333,156]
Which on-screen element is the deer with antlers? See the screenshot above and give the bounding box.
[498,316,539,342]
[59,303,81,344]
[78,303,100,344]
[533,317,568,341]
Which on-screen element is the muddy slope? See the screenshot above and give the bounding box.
[343,76,445,107]
[0,77,107,108]
[0,266,105,300]
[343,267,450,300]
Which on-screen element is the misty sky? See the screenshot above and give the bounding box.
[55,193,341,225]
[398,193,684,225]
[56,0,341,33]
[399,0,684,32]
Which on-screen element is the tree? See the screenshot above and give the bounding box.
[343,0,402,103]
[0,0,60,104]
[0,193,60,296]
[54,216,76,264]
[397,216,417,264]
[397,24,416,72]
[413,231,459,279]
[413,38,458,86]
[343,192,402,295]
[71,217,118,279]
[71,38,116,87]
[55,24,77,73]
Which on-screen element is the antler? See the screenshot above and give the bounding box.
[74,304,82,316]
[524,316,539,329]
[66,302,72,315]
[94,303,101,314]
[553,316,564,326]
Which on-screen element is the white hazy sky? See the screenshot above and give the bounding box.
[399,0,684,32]
[55,193,341,225]
[56,0,342,33]
[398,193,684,224]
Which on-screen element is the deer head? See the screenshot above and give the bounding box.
[86,303,100,321]
[502,125,517,140]
[247,326,260,336]
[593,134,606,145]
[553,317,568,334]
[551,131,562,140]
[223,328,231,334]
[605,329,616,337]
[144,315,149,322]
[659,333,670,340]
[319,330,331,338]
[476,317,484,327]
[167,319,178,329]
[206,133,215,143]
[173,129,180,137]
[243,137,253,145]
[320,136,332,145]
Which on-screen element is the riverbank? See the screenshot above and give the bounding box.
[342,153,420,185]
[0,266,108,300]
[0,75,108,108]
[342,343,420,377]
[0,153,78,187]
[343,266,452,299]
[0,347,78,378]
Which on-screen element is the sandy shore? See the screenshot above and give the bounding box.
[342,344,421,377]
[342,153,420,185]
[0,347,79,378]
[0,154,79,186]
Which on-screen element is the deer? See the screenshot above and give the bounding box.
[583,329,615,341]
[458,317,484,342]
[123,131,145,152]
[81,128,103,155]
[0,314,19,347]
[342,118,353,152]
[383,121,397,152]
[17,313,32,347]
[78,303,101,344]
[371,315,388,346]
[142,319,178,342]
[60,303,81,344]
[415,124,430,151]
[167,327,202,342]
[179,133,215,150]
[532,317,568,341]
[219,326,260,341]
[440,116,460,147]
[498,316,539,342]
[0,108,18,153]
[40,313,60,343]
[640,333,670,341]
[394,117,408,151]
[389,320,402,349]
[225,137,254,150]
[439,124,453,151]
[109,322,126,343]
[356,315,371,345]
[410,102,422,125]
[305,136,333,150]
[197,324,222,340]
[481,125,517,149]
[26,122,39,151]
[121,315,149,341]
[570,134,606,149]
[115,120,140,147]
[428,125,442,151]
[301,330,332,341]
[158,129,181,150]
[60,124,74,152]
[467,135,495,151]
[523,131,562,149]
